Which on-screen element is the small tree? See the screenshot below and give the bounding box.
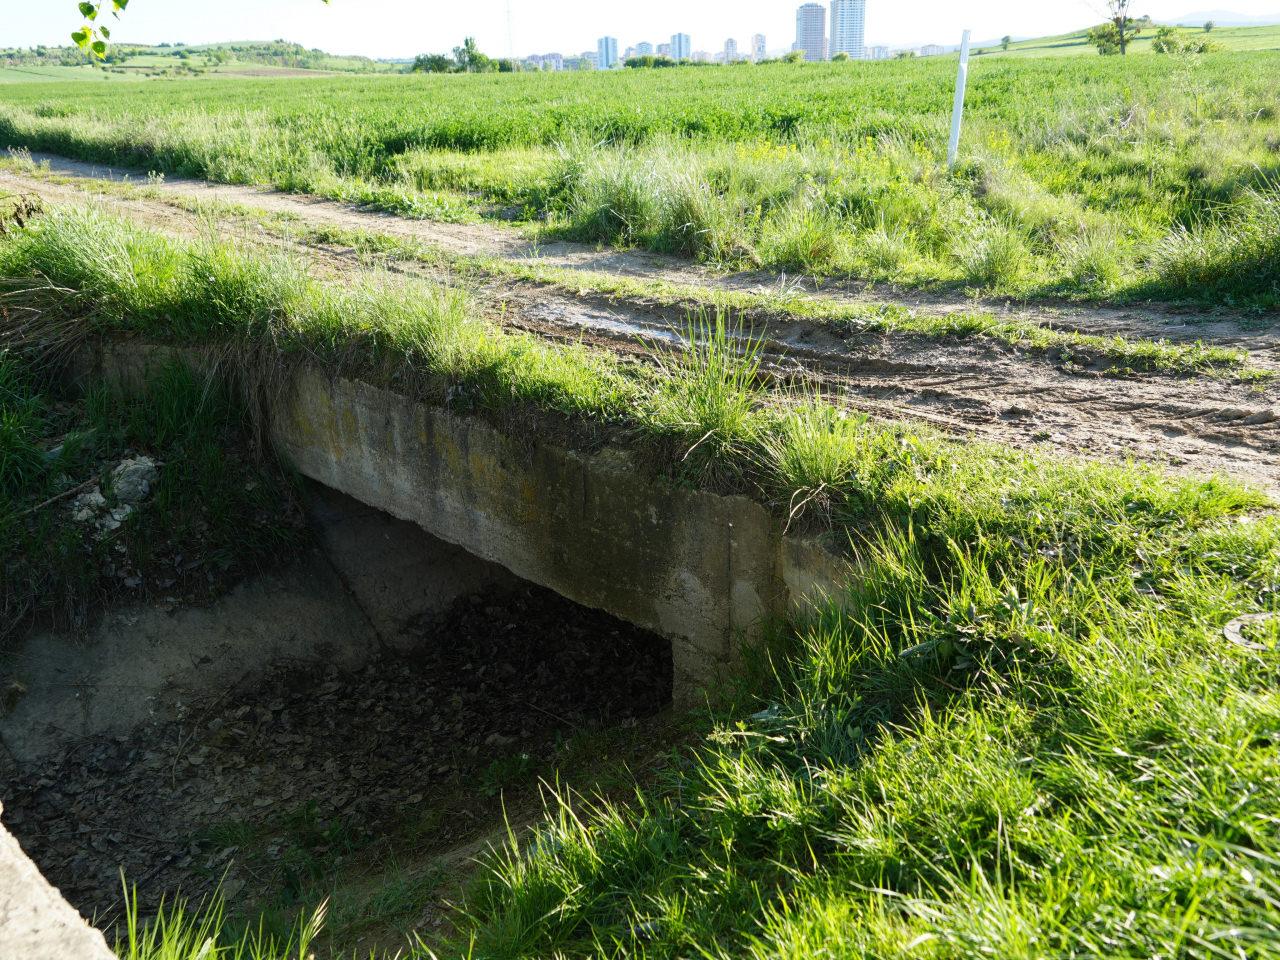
[783,50,805,63]
[1152,25,1181,53]
[1089,24,1118,54]
[625,54,677,69]
[411,53,454,73]
[452,37,492,73]
[1105,0,1142,55]
[1204,20,1215,32]
[1001,35,1012,51]
[832,51,850,61]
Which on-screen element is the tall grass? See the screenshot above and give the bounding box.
[113,886,329,960]
[0,353,46,501]
[1148,183,1280,301]
[458,498,1280,957]
[3,54,1280,302]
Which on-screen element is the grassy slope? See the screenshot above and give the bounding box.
[2,54,1278,306]
[293,220,1261,379]
[0,65,115,83]
[2,207,1278,959]
[984,22,1280,56]
[5,155,1259,379]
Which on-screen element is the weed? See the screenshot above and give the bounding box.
[113,884,329,960]
[649,313,764,478]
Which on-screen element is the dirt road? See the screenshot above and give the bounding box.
[3,156,1277,497]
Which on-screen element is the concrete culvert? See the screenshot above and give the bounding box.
[1,487,673,947]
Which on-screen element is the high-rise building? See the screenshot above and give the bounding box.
[751,34,767,62]
[920,43,946,56]
[869,45,890,60]
[794,4,826,62]
[597,36,619,69]
[724,38,739,62]
[657,42,673,57]
[527,52,564,71]
[829,0,866,59]
[637,41,654,55]
[671,33,692,60]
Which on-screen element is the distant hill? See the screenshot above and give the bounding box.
[0,40,401,82]
[976,20,1280,56]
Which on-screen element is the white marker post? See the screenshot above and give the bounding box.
[947,30,972,170]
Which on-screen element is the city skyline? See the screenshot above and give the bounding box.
[8,1,1279,62]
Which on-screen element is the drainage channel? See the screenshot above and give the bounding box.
[0,487,672,945]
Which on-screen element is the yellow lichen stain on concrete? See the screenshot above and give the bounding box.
[433,424,467,481]
[339,407,359,442]
[511,476,543,526]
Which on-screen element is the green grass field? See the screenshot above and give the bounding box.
[3,30,1280,960]
[0,64,115,83]
[3,50,1278,306]
[0,40,398,84]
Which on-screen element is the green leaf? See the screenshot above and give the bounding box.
[91,40,108,57]
[113,0,129,10]
[78,2,97,20]
[71,28,90,48]
[100,25,110,39]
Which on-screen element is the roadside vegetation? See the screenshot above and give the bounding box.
[0,160,1262,378]
[2,54,1279,305]
[293,221,1261,378]
[1,204,1277,957]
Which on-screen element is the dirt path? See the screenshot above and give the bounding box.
[3,159,1278,498]
[8,152,1278,357]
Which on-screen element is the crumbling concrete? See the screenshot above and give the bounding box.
[0,810,114,960]
[78,342,852,704]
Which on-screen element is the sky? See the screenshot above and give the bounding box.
[5,1,1279,60]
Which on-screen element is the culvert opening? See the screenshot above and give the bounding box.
[1,490,673,936]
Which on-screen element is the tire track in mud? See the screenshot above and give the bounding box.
[4,161,1278,497]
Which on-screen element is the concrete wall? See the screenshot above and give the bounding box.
[81,343,851,704]
[0,811,114,960]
